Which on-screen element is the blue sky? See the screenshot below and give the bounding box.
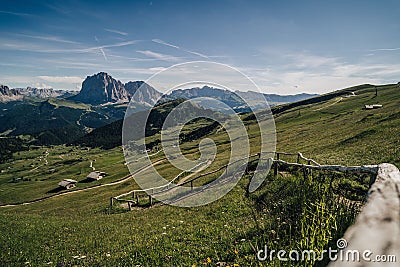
[0,0,399,94]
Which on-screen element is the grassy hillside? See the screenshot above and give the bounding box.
[0,83,398,266]
[272,83,399,167]
[0,98,146,145]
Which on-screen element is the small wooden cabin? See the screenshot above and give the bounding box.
[365,104,383,110]
[87,171,107,181]
[58,179,77,189]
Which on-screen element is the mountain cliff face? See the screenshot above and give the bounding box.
[71,73,161,106]
[71,72,130,104]
[125,81,162,106]
[0,85,23,102]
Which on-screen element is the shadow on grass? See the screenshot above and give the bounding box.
[79,178,95,183]
[46,187,65,194]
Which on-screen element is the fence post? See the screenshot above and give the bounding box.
[274,162,278,177]
[149,195,153,206]
[190,180,193,191]
[273,153,279,176]
[303,167,308,181]
[109,197,114,209]
[132,191,135,199]
[307,160,312,178]
[136,194,139,205]
[329,172,335,193]
[297,153,301,164]
[369,173,376,187]
[128,201,132,211]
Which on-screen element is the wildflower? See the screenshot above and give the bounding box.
[240,239,246,242]
[203,257,212,264]
[233,264,239,267]
[234,249,238,255]
[179,220,184,223]
[270,230,276,235]
[163,226,167,229]
[192,265,196,267]
[106,253,111,257]
[162,232,167,235]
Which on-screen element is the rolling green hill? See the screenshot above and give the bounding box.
[0,98,147,145]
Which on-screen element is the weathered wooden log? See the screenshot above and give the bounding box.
[329,163,400,266]
[274,159,378,174]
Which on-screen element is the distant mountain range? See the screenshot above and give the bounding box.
[0,85,76,102]
[165,86,318,112]
[1,72,318,109]
[16,87,77,99]
[0,71,319,146]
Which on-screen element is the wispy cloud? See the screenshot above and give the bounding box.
[37,76,83,83]
[0,10,33,17]
[238,49,400,94]
[0,38,139,54]
[152,39,180,49]
[369,47,400,52]
[17,34,80,44]
[104,28,128,36]
[136,50,180,61]
[152,38,209,58]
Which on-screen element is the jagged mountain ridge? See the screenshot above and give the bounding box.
[15,87,77,99]
[0,85,23,102]
[166,86,318,112]
[70,72,162,106]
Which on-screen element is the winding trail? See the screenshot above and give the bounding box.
[313,97,343,111]
[0,159,166,208]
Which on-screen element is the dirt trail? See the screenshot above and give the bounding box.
[0,159,165,208]
[313,97,343,111]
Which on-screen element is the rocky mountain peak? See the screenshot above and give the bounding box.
[0,84,23,102]
[70,73,162,106]
[70,72,130,105]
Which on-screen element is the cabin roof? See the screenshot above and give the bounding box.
[58,179,77,187]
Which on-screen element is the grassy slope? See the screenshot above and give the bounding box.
[0,83,399,266]
[274,84,399,167]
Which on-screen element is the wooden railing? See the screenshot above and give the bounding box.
[111,153,260,209]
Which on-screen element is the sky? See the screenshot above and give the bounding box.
[0,0,399,94]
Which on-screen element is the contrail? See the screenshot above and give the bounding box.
[100,48,108,61]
